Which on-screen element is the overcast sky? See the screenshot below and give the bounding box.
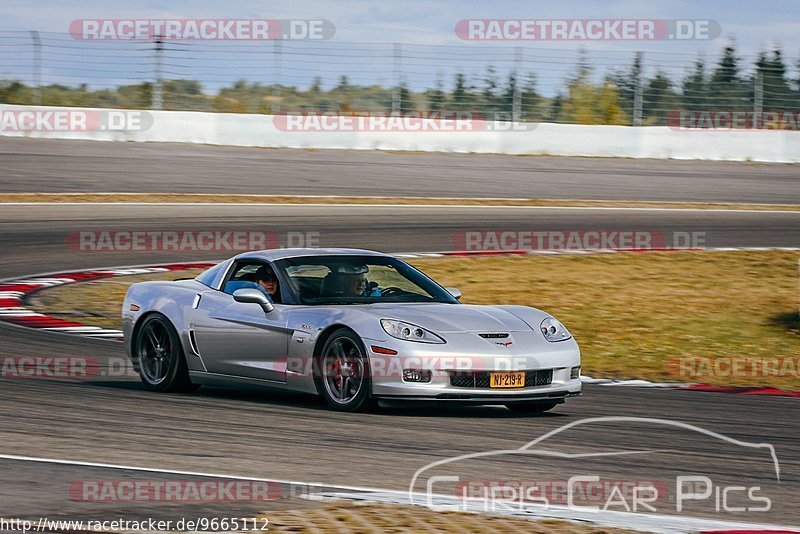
[1,0,798,95]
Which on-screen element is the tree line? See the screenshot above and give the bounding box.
[1,42,798,126]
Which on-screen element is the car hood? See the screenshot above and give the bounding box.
[364,303,547,333]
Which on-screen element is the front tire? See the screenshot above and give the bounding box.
[315,329,376,412]
[505,401,559,414]
[134,313,196,393]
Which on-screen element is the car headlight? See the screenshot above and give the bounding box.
[540,317,572,342]
[381,319,445,344]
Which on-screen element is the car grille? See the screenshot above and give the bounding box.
[449,369,553,388]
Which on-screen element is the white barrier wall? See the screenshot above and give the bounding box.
[1,104,798,162]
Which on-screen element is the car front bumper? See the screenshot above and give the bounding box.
[364,332,581,402]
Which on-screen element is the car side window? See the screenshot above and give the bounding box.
[283,264,331,301]
[229,263,262,281]
[221,261,270,298]
[222,260,286,304]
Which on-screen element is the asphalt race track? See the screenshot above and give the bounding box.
[0,140,798,529]
[2,137,800,203]
[2,204,799,279]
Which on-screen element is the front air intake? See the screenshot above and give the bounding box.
[449,369,553,388]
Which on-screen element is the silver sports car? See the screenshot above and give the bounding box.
[123,249,581,412]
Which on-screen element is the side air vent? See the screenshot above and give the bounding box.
[188,329,201,356]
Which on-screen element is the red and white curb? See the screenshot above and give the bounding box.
[0,262,216,341]
[580,376,695,388]
[581,376,800,398]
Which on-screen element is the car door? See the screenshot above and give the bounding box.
[189,286,291,383]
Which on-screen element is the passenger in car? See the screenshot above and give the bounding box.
[255,265,282,303]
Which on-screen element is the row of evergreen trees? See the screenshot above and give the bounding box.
[1,43,798,126]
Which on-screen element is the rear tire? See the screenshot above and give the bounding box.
[505,401,559,413]
[134,313,196,393]
[315,328,376,412]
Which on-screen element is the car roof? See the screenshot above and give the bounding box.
[233,248,391,262]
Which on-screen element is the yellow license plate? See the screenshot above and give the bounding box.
[490,372,525,388]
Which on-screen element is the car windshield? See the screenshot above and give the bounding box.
[274,255,458,305]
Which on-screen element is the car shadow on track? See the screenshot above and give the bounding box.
[85,379,571,418]
[377,404,569,418]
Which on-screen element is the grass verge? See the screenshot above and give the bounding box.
[28,251,800,389]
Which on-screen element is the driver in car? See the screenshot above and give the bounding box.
[341,270,382,297]
[322,264,381,298]
[341,273,368,297]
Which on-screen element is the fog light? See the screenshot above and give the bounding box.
[570,366,581,380]
[403,369,432,383]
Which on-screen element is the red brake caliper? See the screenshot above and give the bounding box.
[332,358,342,390]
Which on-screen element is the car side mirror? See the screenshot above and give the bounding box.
[233,288,275,313]
[445,287,462,300]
